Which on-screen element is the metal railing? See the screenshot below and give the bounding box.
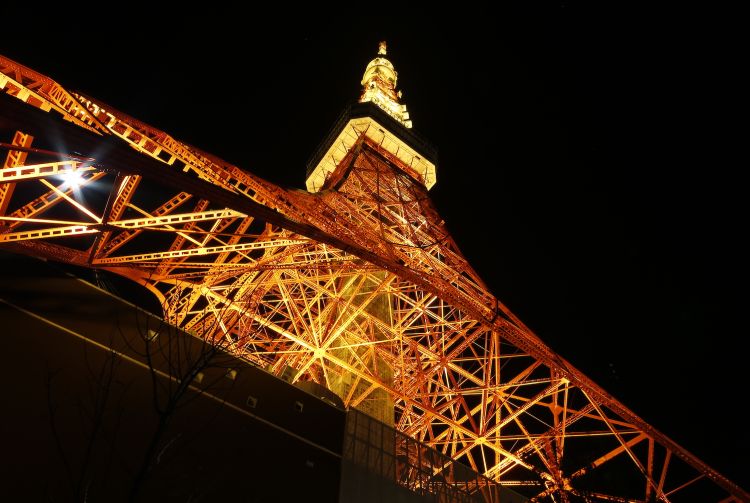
[342,409,526,502]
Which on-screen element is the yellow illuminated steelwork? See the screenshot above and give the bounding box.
[359,42,412,128]
[305,115,436,192]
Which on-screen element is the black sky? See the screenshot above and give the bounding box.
[2,6,747,490]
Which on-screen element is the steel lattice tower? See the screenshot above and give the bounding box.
[1,44,747,501]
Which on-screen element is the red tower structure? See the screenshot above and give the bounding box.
[0,44,747,501]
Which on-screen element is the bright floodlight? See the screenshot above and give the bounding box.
[61,170,84,188]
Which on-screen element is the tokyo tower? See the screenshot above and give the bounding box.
[0,42,747,501]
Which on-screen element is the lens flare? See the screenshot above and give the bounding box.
[61,169,84,188]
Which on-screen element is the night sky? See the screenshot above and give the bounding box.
[3,6,747,490]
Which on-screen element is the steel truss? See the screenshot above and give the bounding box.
[1,54,746,502]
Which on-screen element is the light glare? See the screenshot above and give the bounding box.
[61,170,84,188]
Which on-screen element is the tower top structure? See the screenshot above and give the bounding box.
[305,42,436,193]
[359,41,412,128]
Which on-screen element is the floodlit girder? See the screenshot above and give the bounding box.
[0,224,98,242]
[0,160,96,183]
[110,209,246,229]
[93,239,308,264]
[0,56,106,134]
[1,51,748,502]
[0,131,33,215]
[570,433,648,479]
